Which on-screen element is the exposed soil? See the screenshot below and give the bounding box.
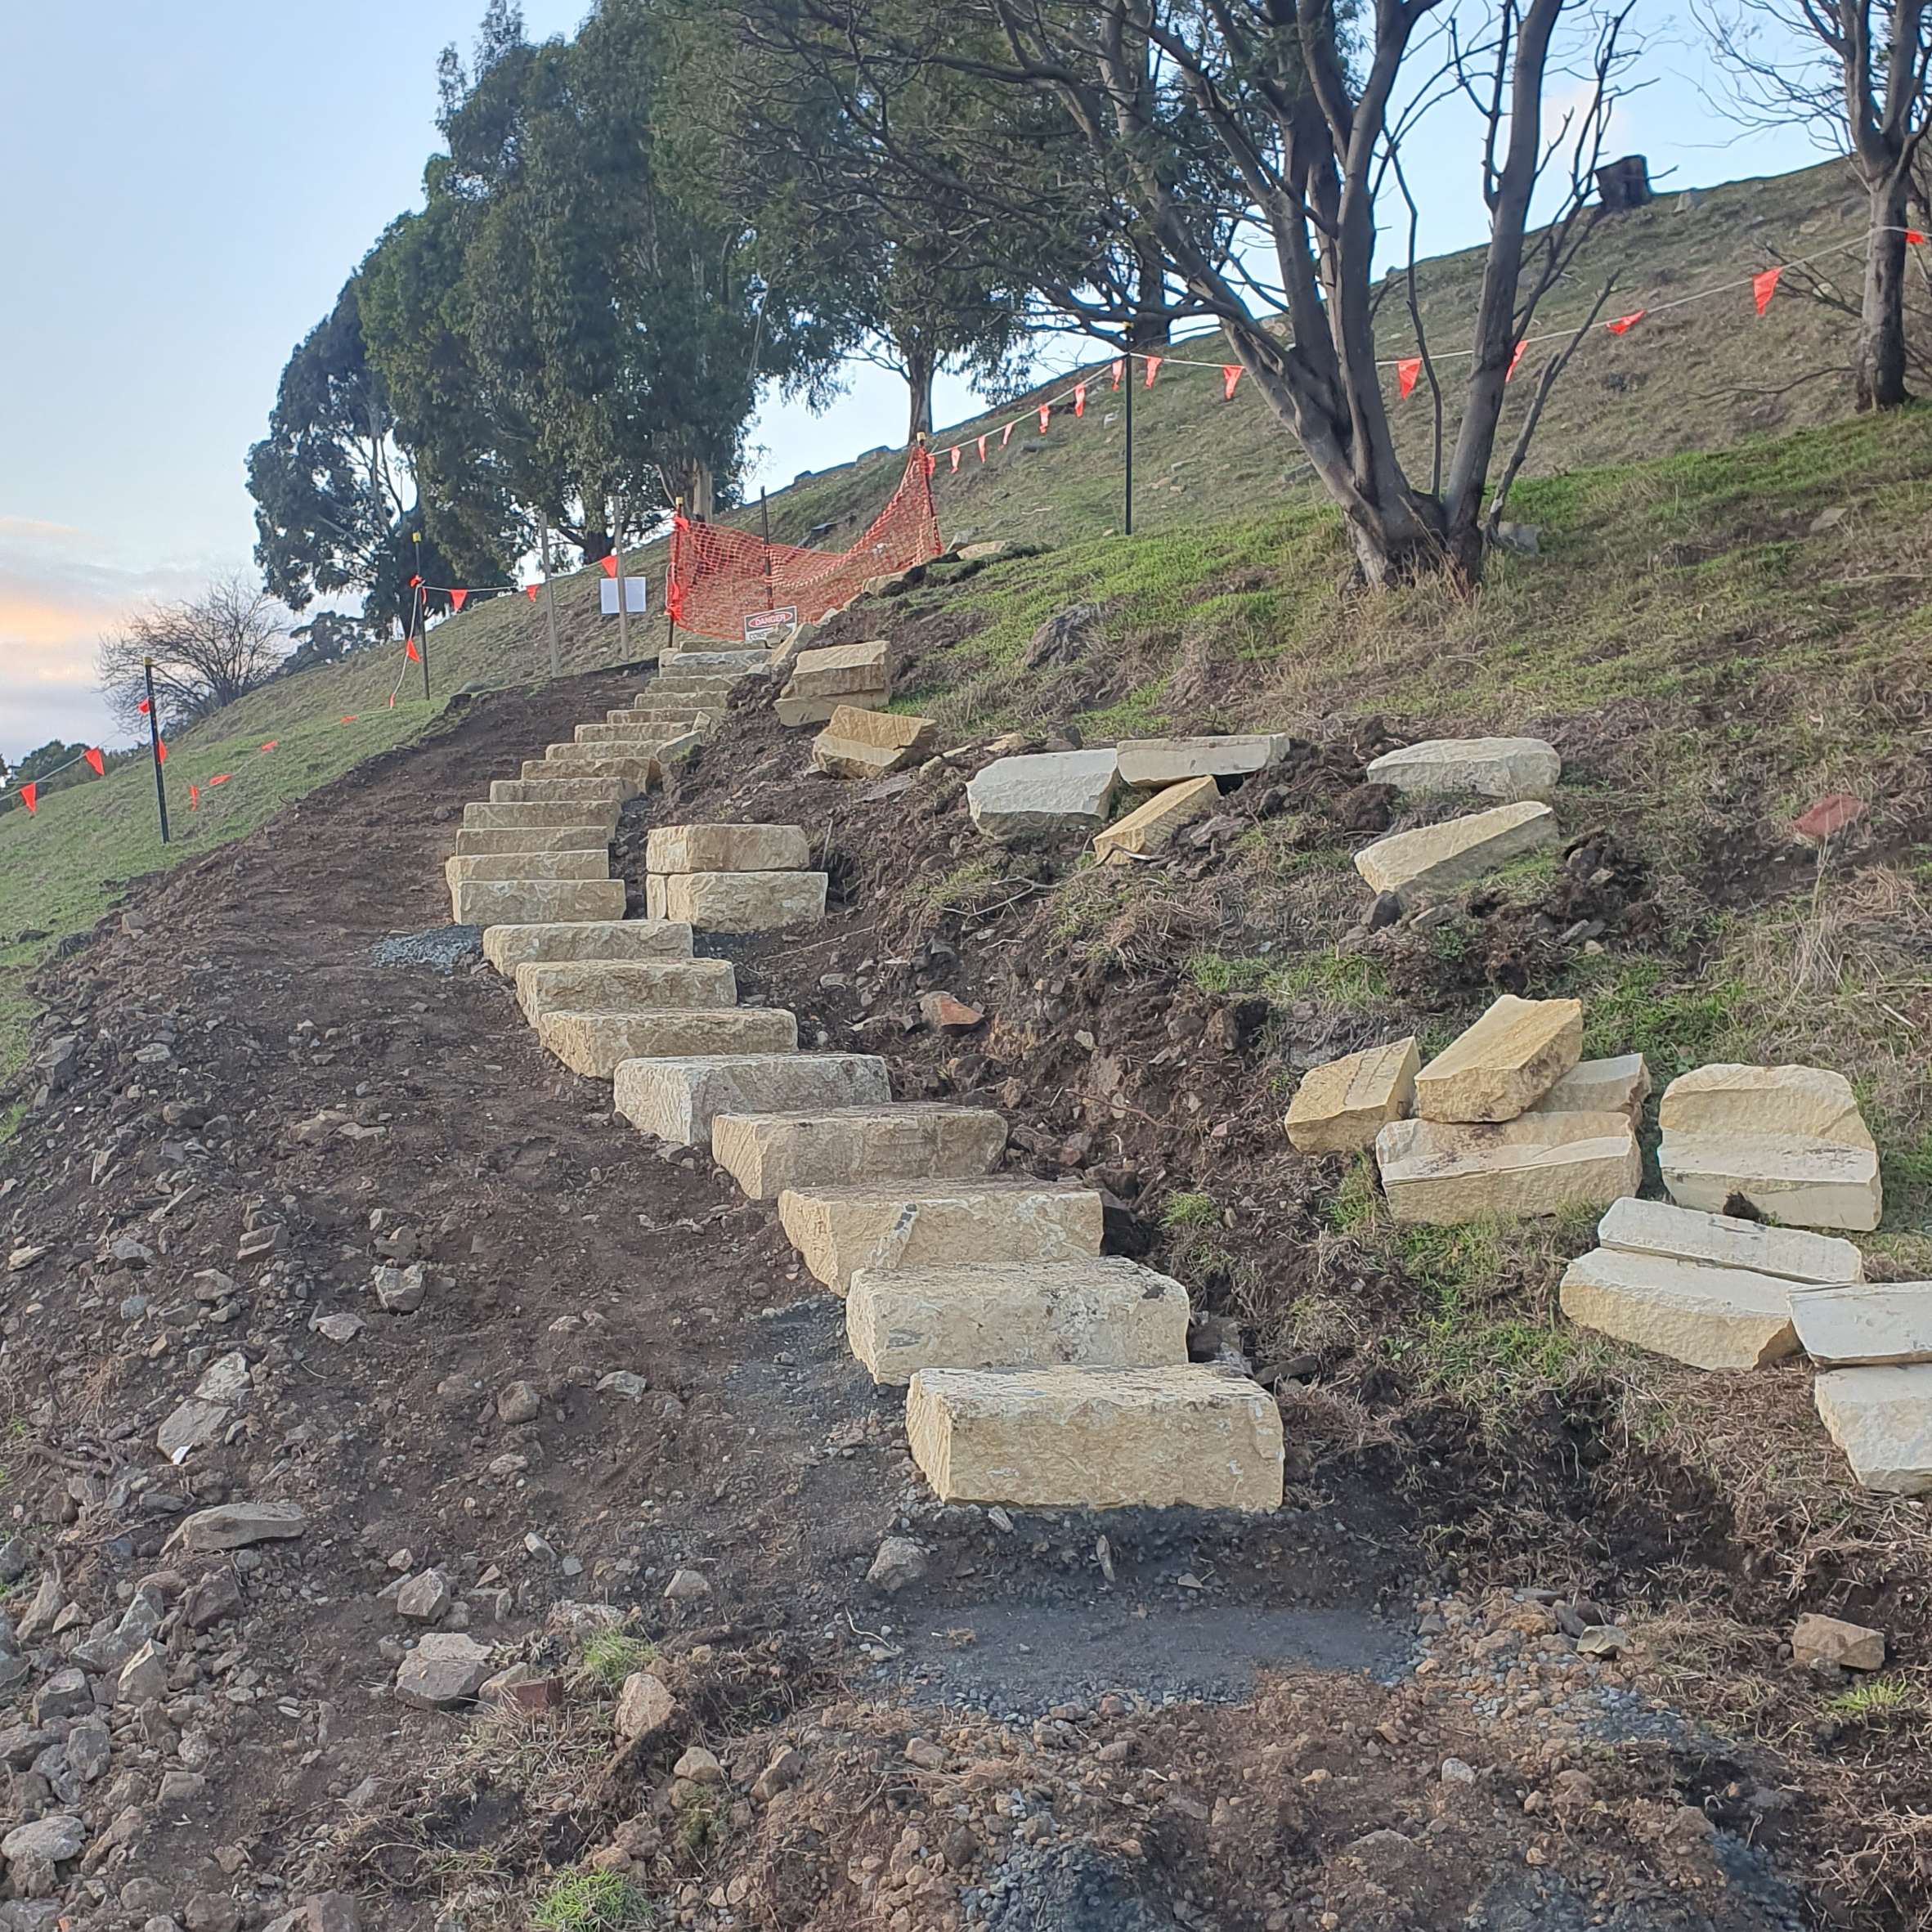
[0,666,1922,1932]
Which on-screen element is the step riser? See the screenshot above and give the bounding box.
[514,959,738,1024]
[455,827,612,857]
[451,879,628,926]
[446,854,610,886]
[612,1055,892,1148]
[713,1107,1006,1200]
[482,921,695,975]
[464,804,621,834]
[536,1008,799,1079]
[646,871,828,931]
[647,825,810,874]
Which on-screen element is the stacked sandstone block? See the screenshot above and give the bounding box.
[643,823,829,931]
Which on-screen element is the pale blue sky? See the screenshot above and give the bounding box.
[0,1,1822,761]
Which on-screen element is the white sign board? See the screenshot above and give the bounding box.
[600,576,648,615]
[742,605,798,645]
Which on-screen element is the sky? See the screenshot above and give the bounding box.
[0,0,1827,765]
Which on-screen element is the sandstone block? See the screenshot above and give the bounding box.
[810,706,939,779]
[1284,1038,1420,1153]
[1659,1133,1882,1230]
[644,870,828,930]
[1527,1053,1649,1121]
[488,777,626,807]
[394,1632,493,1710]
[1095,775,1223,863]
[1414,995,1582,1123]
[576,721,684,744]
[518,756,657,792]
[645,824,809,873]
[664,648,769,673]
[613,1671,675,1741]
[712,1103,1006,1199]
[1659,1064,1875,1150]
[1596,1196,1863,1284]
[1814,1365,1932,1493]
[463,801,619,834]
[966,751,1121,842]
[1559,1248,1798,1369]
[1791,1613,1885,1671]
[537,1006,797,1079]
[784,639,890,701]
[1789,1284,1932,1366]
[450,878,627,927]
[612,1053,891,1147]
[1355,800,1558,903]
[620,706,715,726]
[1376,1111,1639,1225]
[455,825,612,857]
[542,740,666,766]
[778,1181,1103,1293]
[1114,734,1288,791]
[1365,737,1561,802]
[847,1256,1190,1385]
[905,1365,1284,1512]
[514,957,737,1024]
[445,851,609,888]
[482,920,694,976]
[778,693,872,728]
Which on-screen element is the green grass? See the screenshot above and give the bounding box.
[532,1869,655,1932]
[1161,1190,1221,1232]
[578,1630,657,1692]
[1826,1676,1920,1720]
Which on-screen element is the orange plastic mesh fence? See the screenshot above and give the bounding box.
[666,449,943,642]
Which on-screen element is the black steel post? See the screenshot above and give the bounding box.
[143,658,169,844]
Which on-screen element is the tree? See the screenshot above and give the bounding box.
[247,276,428,642]
[741,0,1633,586]
[1702,0,1932,409]
[95,577,290,734]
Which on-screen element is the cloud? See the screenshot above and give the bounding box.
[0,518,240,762]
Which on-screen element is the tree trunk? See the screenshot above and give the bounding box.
[688,460,715,521]
[904,340,935,444]
[1129,240,1171,349]
[1858,168,1914,410]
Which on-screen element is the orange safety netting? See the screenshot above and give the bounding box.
[666,448,943,642]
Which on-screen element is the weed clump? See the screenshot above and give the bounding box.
[532,1868,655,1931]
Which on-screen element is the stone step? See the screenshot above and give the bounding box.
[615,706,715,725]
[645,870,828,931]
[905,1365,1284,1512]
[536,1006,798,1079]
[543,739,672,764]
[1530,1053,1650,1121]
[1559,1248,1798,1369]
[489,778,627,808]
[1813,1365,1932,1493]
[646,823,809,874]
[1283,1038,1420,1153]
[576,722,688,745]
[451,878,628,927]
[1659,1063,1874,1149]
[482,920,694,976]
[1115,733,1289,791]
[1595,1196,1863,1284]
[967,751,1120,842]
[518,757,658,791]
[1659,1132,1882,1231]
[655,671,744,694]
[845,1256,1190,1385]
[455,824,612,857]
[612,1052,891,1148]
[1365,737,1561,803]
[1791,1283,1932,1367]
[1375,1111,1640,1225]
[445,851,609,889]
[464,801,620,835]
[1354,800,1558,904]
[515,957,737,1024]
[1414,994,1581,1123]
[711,1103,1006,1200]
[777,1181,1103,1294]
[662,649,768,672]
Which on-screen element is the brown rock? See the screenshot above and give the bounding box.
[919,993,984,1031]
[1791,1611,1885,1671]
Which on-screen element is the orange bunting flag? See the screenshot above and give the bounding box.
[1607,310,1647,334]
[209,773,229,787]
[1074,382,1087,417]
[1506,339,1527,381]
[1002,423,1015,447]
[600,554,619,577]
[19,782,35,814]
[156,741,167,764]
[189,783,199,811]
[1038,402,1051,432]
[409,574,423,589]
[388,693,395,708]
[976,434,987,462]
[406,637,421,662]
[83,747,104,775]
[1753,266,1782,314]
[1144,355,1162,388]
[1909,230,1926,244]
[137,697,150,715]
[950,446,961,471]
[1397,356,1421,399]
[259,741,277,753]
[450,588,468,611]
[1222,365,1243,400]
[1111,357,1124,388]
[524,584,539,601]
[339,715,356,724]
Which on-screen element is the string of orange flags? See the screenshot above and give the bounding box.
[924,227,1927,470]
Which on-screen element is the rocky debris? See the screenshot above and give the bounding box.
[1092,775,1222,864]
[845,1256,1190,1385]
[1114,733,1289,790]
[614,1671,676,1741]
[181,1571,240,1630]
[612,1051,890,1148]
[311,1311,365,1343]
[373,1262,427,1312]
[596,1370,649,1400]
[1365,737,1561,803]
[1559,1248,1800,1369]
[1021,603,1100,670]
[1375,1112,1641,1225]
[1790,1282,1932,1365]
[1283,1037,1419,1153]
[496,1380,541,1425]
[905,1364,1284,1511]
[171,1501,307,1552]
[645,823,810,873]
[396,1571,453,1621]
[117,1638,170,1705]
[674,1745,724,1785]
[811,706,939,779]
[1596,1195,1863,1283]
[195,1350,252,1401]
[966,751,1120,842]
[480,917,691,975]
[1791,1612,1884,1670]
[1529,1051,1650,1120]
[664,1567,710,1603]
[156,1398,230,1461]
[394,1632,493,1709]
[1813,1365,1932,1492]
[1355,800,1558,903]
[918,991,984,1031]
[33,1667,92,1724]
[866,1537,929,1593]
[1414,994,1582,1123]
[644,869,830,932]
